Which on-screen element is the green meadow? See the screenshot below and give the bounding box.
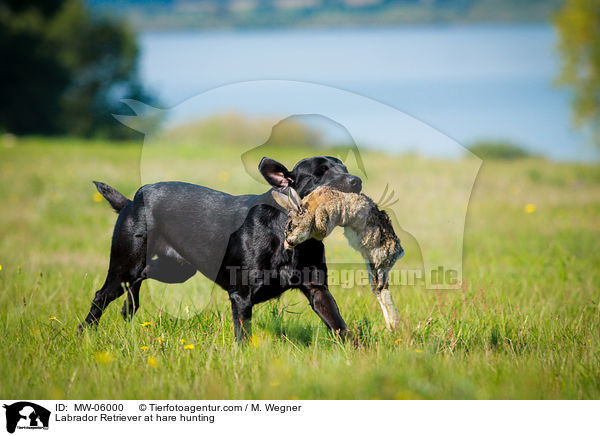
[0,137,599,399]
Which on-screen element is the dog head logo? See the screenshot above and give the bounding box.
[113,80,481,316]
[3,402,50,433]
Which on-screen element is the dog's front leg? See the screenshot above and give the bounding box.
[301,285,350,340]
[229,292,252,343]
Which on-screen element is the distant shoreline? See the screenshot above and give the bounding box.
[88,1,561,32]
[136,21,554,36]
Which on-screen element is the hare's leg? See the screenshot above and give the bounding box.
[377,287,401,331]
[367,264,401,331]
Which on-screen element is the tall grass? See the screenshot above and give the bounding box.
[0,137,598,399]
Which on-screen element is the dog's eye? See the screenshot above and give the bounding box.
[319,165,328,173]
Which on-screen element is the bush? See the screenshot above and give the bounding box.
[468,141,534,160]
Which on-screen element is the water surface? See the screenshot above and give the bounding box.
[139,25,594,160]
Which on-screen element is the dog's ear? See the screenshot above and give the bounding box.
[259,157,294,188]
[272,188,302,213]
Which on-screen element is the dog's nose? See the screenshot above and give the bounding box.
[349,176,362,192]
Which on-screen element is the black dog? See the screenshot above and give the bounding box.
[80,156,362,341]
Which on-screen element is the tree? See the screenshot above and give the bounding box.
[0,1,67,134]
[0,0,155,138]
[555,0,600,145]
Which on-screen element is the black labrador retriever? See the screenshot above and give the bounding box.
[80,156,362,341]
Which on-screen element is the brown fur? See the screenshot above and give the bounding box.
[284,186,403,292]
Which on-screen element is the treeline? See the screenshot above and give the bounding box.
[88,0,563,30]
[0,0,154,139]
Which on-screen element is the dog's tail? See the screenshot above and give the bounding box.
[93,181,131,213]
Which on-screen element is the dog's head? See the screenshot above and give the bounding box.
[259,156,362,198]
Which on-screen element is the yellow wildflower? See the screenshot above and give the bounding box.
[140,322,152,327]
[183,344,194,350]
[94,351,114,364]
[414,349,423,353]
[524,203,536,214]
[49,316,57,321]
[249,335,262,348]
[147,357,157,368]
[140,346,149,350]
[180,339,186,344]
[93,192,104,203]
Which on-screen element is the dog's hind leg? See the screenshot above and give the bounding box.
[81,272,137,328]
[120,274,145,321]
[119,243,198,320]
[80,203,147,329]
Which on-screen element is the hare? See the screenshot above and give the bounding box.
[272,186,404,331]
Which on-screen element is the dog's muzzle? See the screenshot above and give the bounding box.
[328,175,362,194]
[348,175,362,193]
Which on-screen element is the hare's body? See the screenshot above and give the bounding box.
[275,186,404,330]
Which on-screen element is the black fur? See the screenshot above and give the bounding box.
[81,156,362,342]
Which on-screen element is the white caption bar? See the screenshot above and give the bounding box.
[0,400,597,436]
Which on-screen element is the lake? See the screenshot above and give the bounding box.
[138,25,596,161]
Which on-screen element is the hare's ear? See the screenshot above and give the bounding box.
[287,187,302,212]
[272,189,300,213]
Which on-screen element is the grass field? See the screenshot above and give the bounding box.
[1,137,599,399]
